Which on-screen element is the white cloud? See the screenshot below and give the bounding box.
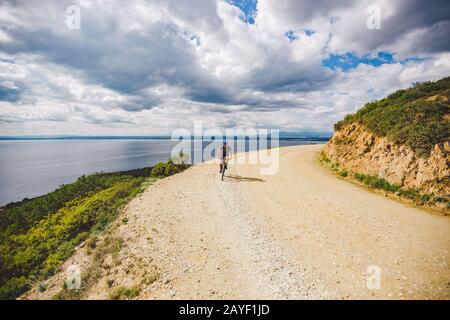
[0,0,449,135]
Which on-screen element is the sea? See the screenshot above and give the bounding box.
[0,137,328,205]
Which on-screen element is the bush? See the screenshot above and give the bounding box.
[151,160,187,178]
[109,286,140,300]
[353,173,401,192]
[0,277,29,300]
[435,196,449,204]
[354,173,366,182]
[151,162,169,178]
[397,188,421,201]
[38,283,47,293]
[339,170,348,177]
[318,151,331,163]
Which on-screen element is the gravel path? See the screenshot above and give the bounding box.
[24,145,450,299]
[132,145,449,299]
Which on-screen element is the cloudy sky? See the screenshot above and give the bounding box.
[0,0,449,136]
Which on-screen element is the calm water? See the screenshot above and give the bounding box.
[0,139,326,205]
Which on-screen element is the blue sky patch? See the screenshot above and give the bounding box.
[401,56,426,65]
[284,30,298,42]
[226,0,257,24]
[304,29,315,36]
[0,86,21,102]
[285,29,315,42]
[0,58,16,64]
[323,52,398,71]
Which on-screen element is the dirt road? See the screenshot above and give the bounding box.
[25,145,450,299]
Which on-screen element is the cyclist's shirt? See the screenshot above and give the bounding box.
[222,145,227,160]
[217,144,231,161]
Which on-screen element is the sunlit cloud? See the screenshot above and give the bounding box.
[0,0,449,135]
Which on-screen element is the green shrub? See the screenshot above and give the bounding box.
[339,170,348,177]
[0,276,29,300]
[318,151,331,163]
[151,159,188,178]
[397,188,421,201]
[330,163,340,172]
[164,160,180,176]
[108,286,140,300]
[150,162,168,178]
[353,173,401,193]
[420,193,433,203]
[38,283,47,293]
[435,196,449,204]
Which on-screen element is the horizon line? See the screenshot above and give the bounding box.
[0,134,331,141]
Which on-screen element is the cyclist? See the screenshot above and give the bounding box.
[217,141,232,174]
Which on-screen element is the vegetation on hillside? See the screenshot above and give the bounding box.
[319,151,449,211]
[334,77,450,157]
[0,160,189,299]
[151,159,189,178]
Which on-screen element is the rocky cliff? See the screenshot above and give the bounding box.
[324,123,449,196]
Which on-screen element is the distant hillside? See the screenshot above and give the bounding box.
[325,76,449,201]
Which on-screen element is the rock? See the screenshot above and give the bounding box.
[324,123,449,196]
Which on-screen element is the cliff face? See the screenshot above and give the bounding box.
[324,123,449,196]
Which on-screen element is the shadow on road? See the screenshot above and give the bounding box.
[227,174,266,182]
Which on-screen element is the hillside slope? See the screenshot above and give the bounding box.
[0,161,188,300]
[325,77,450,197]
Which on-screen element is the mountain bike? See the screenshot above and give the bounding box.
[221,160,228,181]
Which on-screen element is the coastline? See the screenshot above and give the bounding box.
[0,139,327,206]
[0,141,325,207]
